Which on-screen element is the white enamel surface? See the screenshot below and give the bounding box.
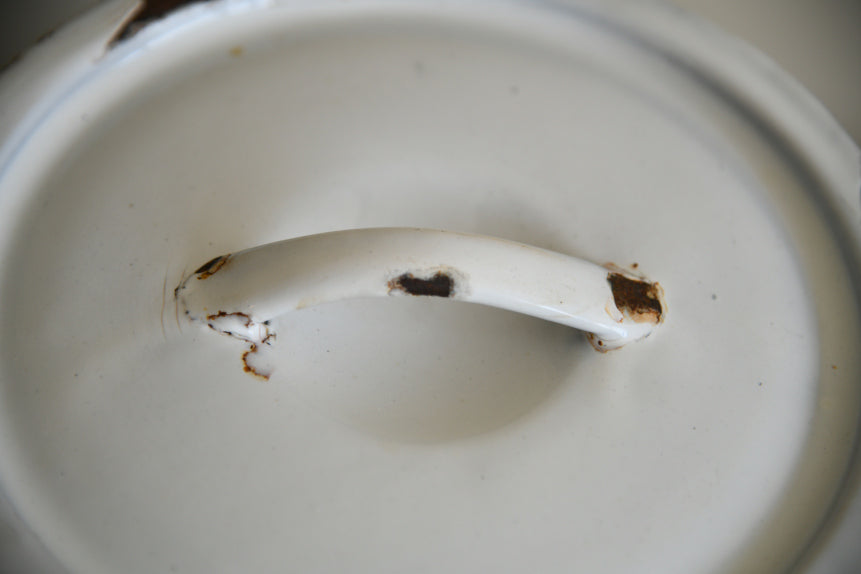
[0,2,859,574]
[177,228,659,348]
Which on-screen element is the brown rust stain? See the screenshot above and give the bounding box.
[586,333,613,354]
[194,254,230,279]
[206,310,252,326]
[242,344,270,381]
[204,311,274,379]
[607,271,663,324]
[388,271,454,298]
[109,0,215,47]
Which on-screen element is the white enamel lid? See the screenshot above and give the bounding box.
[0,1,859,573]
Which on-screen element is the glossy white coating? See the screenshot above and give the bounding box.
[176,228,662,350]
[0,1,859,574]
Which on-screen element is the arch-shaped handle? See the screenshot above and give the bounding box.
[175,228,664,351]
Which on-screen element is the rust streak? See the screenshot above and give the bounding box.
[109,0,215,47]
[388,272,454,298]
[195,254,230,279]
[206,310,252,326]
[242,344,270,381]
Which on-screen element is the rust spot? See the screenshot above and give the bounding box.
[388,272,454,297]
[631,262,639,269]
[109,0,215,46]
[194,254,230,279]
[586,333,616,353]
[229,45,244,57]
[607,271,663,324]
[242,344,270,381]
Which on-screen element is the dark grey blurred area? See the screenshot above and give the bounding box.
[0,0,101,68]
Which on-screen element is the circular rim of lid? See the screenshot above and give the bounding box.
[0,1,859,572]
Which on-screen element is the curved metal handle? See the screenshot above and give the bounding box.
[175,228,664,352]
